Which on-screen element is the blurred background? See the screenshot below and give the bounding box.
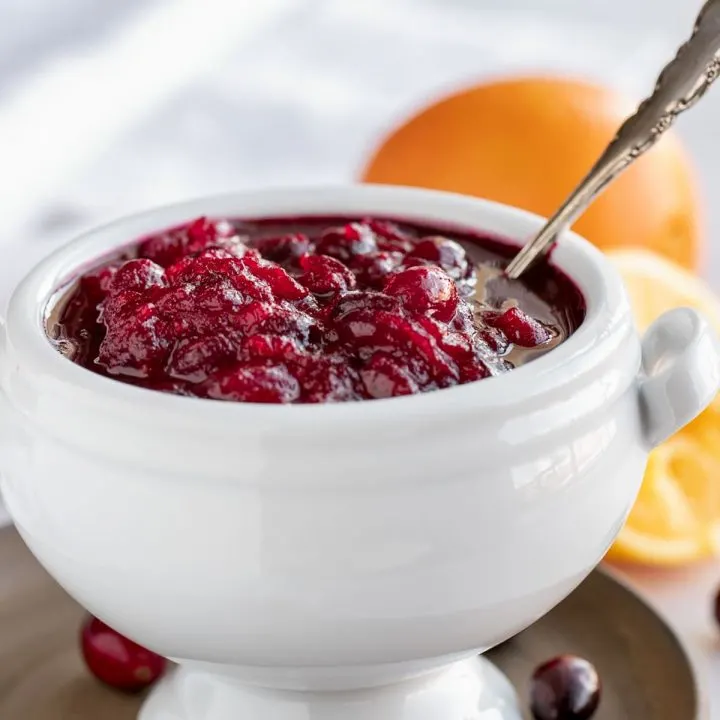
[3,0,720,714]
[1,0,718,296]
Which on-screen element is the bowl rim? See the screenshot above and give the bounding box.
[2,184,634,426]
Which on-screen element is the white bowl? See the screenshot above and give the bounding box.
[0,186,717,720]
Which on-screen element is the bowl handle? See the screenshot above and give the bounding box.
[638,307,720,448]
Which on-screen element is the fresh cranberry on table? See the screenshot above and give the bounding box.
[49,216,583,403]
[81,615,166,693]
[530,655,600,720]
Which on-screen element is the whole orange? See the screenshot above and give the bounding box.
[361,77,702,269]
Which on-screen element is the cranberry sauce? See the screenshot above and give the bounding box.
[47,216,584,403]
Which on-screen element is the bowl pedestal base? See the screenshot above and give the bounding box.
[138,656,522,720]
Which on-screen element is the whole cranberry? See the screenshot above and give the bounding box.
[97,304,173,378]
[295,355,361,403]
[166,334,235,382]
[384,266,458,322]
[109,259,167,294]
[316,222,377,261]
[298,254,357,296]
[165,248,243,287]
[253,233,312,264]
[241,334,307,364]
[81,615,166,693]
[185,216,235,251]
[242,253,309,301]
[81,263,120,304]
[203,363,300,403]
[329,290,402,322]
[228,301,315,344]
[405,236,469,279]
[530,655,600,720]
[138,217,238,266]
[349,251,403,288]
[363,219,414,252]
[360,352,419,398]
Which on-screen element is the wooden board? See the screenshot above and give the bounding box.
[0,527,702,718]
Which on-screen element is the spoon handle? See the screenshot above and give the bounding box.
[505,0,720,280]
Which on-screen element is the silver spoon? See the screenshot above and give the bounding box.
[505,0,720,280]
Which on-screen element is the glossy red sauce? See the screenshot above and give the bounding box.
[47,216,584,403]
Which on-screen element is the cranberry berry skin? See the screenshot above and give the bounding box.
[298,254,357,296]
[81,615,167,693]
[530,655,600,720]
[384,266,459,323]
[316,221,378,262]
[405,235,470,281]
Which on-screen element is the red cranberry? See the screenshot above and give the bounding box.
[166,334,235,382]
[253,233,312,263]
[329,290,402,322]
[484,306,552,347]
[231,271,276,305]
[335,309,458,386]
[203,363,300,403]
[349,251,403,288]
[459,359,491,382]
[81,615,166,693]
[530,655,600,720]
[139,217,239,266]
[185,217,234,251]
[363,219,414,252]
[227,301,315,344]
[384,266,459,322]
[417,316,476,366]
[81,263,121,304]
[242,254,309,301]
[100,289,143,324]
[361,352,419,398]
[405,236,470,280]
[138,230,187,267]
[165,249,243,286]
[298,254,357,296]
[296,355,361,403]
[107,259,166,298]
[477,326,509,354]
[316,222,377,261]
[241,334,307,364]
[193,277,248,314]
[97,304,173,378]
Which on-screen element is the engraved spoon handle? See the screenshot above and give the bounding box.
[505,0,720,280]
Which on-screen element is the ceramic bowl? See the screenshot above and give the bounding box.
[0,186,717,720]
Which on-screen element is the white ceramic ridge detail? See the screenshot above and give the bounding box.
[0,185,717,720]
